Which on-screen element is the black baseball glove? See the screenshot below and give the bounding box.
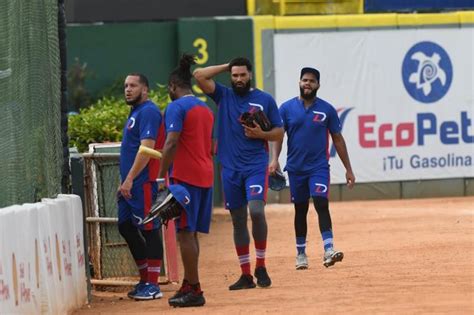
[240,110,272,131]
[269,169,286,191]
[142,188,182,226]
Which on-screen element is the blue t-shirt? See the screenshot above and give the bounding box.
[279,97,341,174]
[208,83,283,171]
[165,95,214,188]
[120,100,162,185]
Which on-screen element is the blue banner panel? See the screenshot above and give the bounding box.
[365,0,474,13]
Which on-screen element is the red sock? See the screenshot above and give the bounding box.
[255,240,267,268]
[135,259,147,282]
[190,282,202,294]
[147,259,161,285]
[180,279,191,293]
[235,245,251,275]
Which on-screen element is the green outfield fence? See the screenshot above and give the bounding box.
[0,0,69,208]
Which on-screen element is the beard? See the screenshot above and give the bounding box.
[299,87,317,100]
[125,94,142,106]
[169,92,177,101]
[231,80,251,96]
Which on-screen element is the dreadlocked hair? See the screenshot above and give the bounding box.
[169,54,196,89]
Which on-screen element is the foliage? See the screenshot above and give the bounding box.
[149,84,171,112]
[68,84,170,152]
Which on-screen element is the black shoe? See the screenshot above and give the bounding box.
[168,291,205,307]
[169,290,186,301]
[254,266,271,288]
[228,274,257,290]
[169,281,191,300]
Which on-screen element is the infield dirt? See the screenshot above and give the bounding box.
[74,197,474,314]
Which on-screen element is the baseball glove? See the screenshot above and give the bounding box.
[142,188,182,226]
[269,169,286,191]
[240,110,272,131]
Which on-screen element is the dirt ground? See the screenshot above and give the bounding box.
[75,197,473,314]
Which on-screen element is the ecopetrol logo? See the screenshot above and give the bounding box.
[402,41,453,103]
[358,112,472,148]
[355,41,471,149]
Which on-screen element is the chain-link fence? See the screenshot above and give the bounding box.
[82,152,173,286]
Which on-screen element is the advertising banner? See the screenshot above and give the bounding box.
[274,28,473,183]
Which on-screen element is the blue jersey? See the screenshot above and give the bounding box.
[120,100,163,185]
[279,97,341,174]
[208,83,283,171]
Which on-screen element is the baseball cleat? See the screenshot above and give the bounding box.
[133,283,163,300]
[323,249,344,268]
[295,253,308,270]
[254,266,272,288]
[169,291,205,307]
[169,280,191,300]
[127,281,146,299]
[228,274,256,290]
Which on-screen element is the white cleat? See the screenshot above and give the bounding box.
[295,253,308,270]
[323,249,344,268]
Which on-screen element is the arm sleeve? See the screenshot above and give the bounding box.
[267,97,283,128]
[206,82,225,105]
[164,102,185,133]
[139,107,162,140]
[328,106,342,134]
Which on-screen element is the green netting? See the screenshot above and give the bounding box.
[0,0,62,207]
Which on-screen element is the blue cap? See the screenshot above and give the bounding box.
[168,184,191,210]
[300,67,320,81]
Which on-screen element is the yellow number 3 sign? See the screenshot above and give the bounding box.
[193,38,209,65]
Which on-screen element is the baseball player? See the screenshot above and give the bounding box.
[118,73,166,300]
[194,57,284,290]
[269,67,355,270]
[157,54,214,307]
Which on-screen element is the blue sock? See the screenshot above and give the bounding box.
[321,230,334,251]
[296,237,306,255]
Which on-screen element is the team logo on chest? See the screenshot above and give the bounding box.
[127,117,136,130]
[312,111,327,123]
[249,102,264,112]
